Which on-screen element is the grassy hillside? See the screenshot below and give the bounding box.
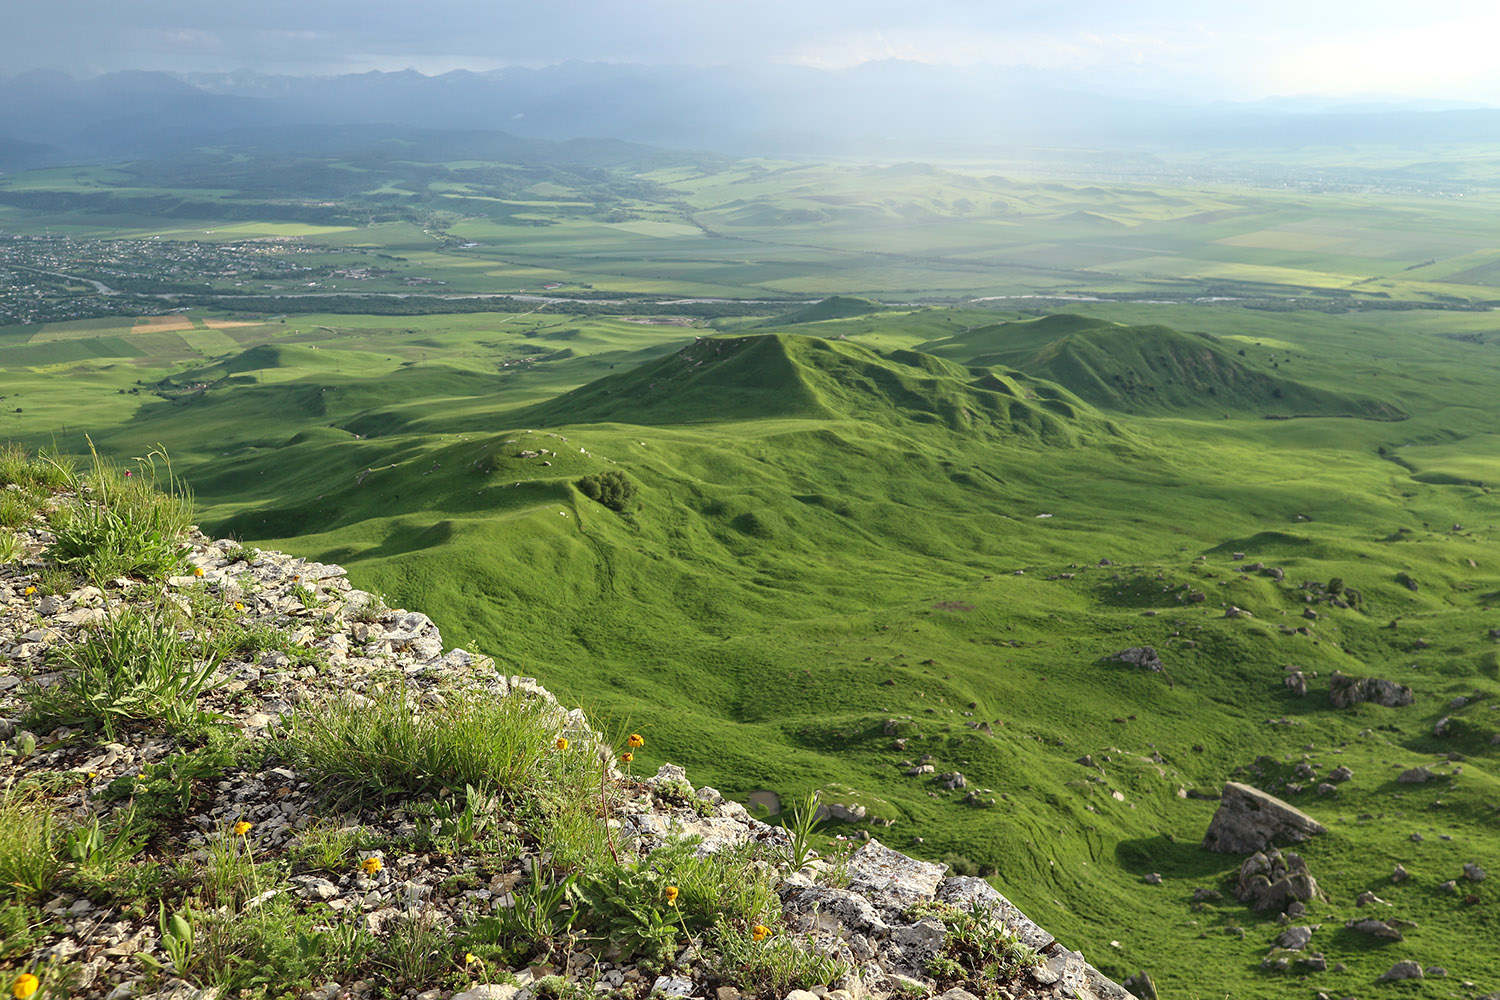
[6,301,1500,998]
[920,314,1405,419]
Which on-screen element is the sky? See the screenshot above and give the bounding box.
[8,0,1500,105]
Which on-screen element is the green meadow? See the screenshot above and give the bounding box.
[6,145,1500,996]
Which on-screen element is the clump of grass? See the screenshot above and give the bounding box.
[284,687,598,805]
[46,443,191,581]
[283,688,616,867]
[0,900,64,961]
[22,606,221,739]
[0,785,66,901]
[0,488,46,530]
[287,821,374,875]
[708,918,849,997]
[141,826,377,995]
[0,529,21,564]
[0,442,74,492]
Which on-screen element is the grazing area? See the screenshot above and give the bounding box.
[4,138,1500,999]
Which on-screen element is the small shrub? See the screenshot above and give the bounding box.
[575,470,637,513]
[23,608,222,739]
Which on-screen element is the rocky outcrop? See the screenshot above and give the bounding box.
[1235,849,1326,913]
[1329,671,1414,708]
[1202,782,1328,854]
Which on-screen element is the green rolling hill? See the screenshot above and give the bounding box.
[921,314,1406,419]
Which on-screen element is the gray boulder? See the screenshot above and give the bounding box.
[1276,925,1314,950]
[1379,960,1423,982]
[1346,918,1404,941]
[1202,782,1328,854]
[1235,849,1326,912]
[1329,671,1414,708]
[1110,646,1163,672]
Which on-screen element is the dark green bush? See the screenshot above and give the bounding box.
[576,470,637,512]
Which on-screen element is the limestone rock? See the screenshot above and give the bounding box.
[1202,782,1327,854]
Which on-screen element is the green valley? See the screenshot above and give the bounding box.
[5,142,1500,998]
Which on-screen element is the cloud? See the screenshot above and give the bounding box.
[4,0,1500,104]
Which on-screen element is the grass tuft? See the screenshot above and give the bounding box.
[46,442,191,581]
[21,606,221,740]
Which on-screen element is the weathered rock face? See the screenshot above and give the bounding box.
[1329,671,1414,708]
[1202,782,1328,854]
[1235,849,1327,912]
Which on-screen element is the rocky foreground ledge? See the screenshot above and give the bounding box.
[1,521,1129,1000]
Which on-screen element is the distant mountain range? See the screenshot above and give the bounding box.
[4,61,1500,169]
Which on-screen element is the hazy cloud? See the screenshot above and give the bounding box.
[7,0,1500,103]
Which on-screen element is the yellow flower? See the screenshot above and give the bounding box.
[233,821,252,836]
[627,733,644,748]
[23,586,36,596]
[192,566,205,578]
[555,737,569,751]
[12,973,40,999]
[233,602,245,612]
[751,924,770,942]
[664,885,679,905]
[362,856,383,875]
[621,752,634,763]
[87,772,97,779]
[465,953,479,966]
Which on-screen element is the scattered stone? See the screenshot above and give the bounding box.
[1347,917,1405,941]
[1397,767,1435,784]
[1378,960,1424,982]
[1276,925,1314,950]
[1392,864,1410,883]
[1464,862,1487,882]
